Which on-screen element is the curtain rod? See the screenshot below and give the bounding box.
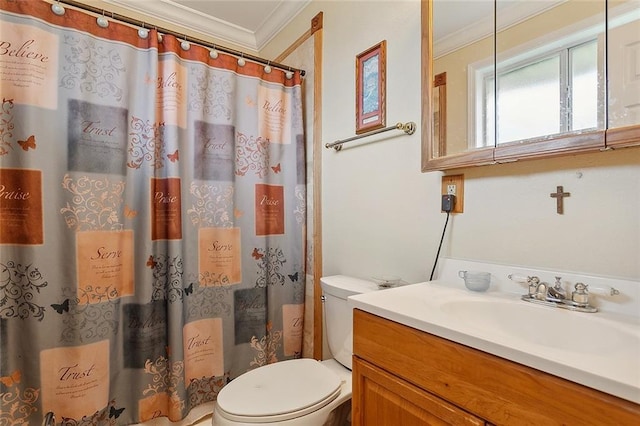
[57,0,306,77]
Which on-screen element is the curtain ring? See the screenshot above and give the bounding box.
[285,67,294,80]
[96,11,109,28]
[51,0,65,16]
[264,61,272,74]
[210,44,219,59]
[154,26,162,42]
[237,53,246,67]
[138,22,149,39]
[180,36,190,51]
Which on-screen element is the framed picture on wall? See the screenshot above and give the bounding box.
[355,40,386,134]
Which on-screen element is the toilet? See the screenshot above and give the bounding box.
[213,275,380,425]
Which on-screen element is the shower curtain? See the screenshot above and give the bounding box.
[0,1,305,424]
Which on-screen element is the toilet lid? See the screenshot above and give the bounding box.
[216,358,343,422]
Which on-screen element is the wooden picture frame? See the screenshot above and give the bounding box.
[356,40,386,134]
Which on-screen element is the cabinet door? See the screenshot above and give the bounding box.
[352,357,485,426]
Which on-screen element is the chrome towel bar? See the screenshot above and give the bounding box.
[325,121,416,151]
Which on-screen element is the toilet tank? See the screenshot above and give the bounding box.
[320,275,380,369]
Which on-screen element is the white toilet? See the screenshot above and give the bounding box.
[213,275,380,425]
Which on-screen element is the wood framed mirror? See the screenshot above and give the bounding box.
[421,0,640,172]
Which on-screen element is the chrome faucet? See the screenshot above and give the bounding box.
[508,274,620,313]
[547,276,566,300]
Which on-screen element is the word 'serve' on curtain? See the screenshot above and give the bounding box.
[0,1,306,424]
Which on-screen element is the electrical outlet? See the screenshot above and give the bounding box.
[441,174,464,213]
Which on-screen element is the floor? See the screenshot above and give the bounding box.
[191,414,212,426]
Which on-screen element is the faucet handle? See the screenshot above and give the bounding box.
[571,283,620,309]
[508,274,539,284]
[508,273,525,282]
[553,276,563,289]
[509,274,541,297]
[587,286,620,297]
[571,283,590,306]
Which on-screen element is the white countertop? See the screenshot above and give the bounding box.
[348,280,640,404]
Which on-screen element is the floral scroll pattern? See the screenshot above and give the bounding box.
[56,400,125,426]
[254,248,286,287]
[56,286,119,344]
[186,373,229,408]
[0,262,48,321]
[294,186,306,225]
[127,117,166,169]
[185,284,232,322]
[0,98,14,156]
[249,321,282,368]
[60,35,125,101]
[0,370,39,426]
[143,356,186,420]
[60,174,126,231]
[235,132,271,178]
[198,271,231,287]
[189,69,233,121]
[187,182,234,228]
[147,254,186,302]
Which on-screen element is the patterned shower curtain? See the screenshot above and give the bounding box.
[0,1,305,424]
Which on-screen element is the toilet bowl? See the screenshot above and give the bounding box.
[213,275,380,425]
[213,358,351,425]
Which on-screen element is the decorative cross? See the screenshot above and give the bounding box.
[550,186,570,214]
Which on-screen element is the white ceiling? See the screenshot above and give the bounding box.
[105,0,311,52]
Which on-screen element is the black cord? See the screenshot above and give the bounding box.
[429,211,450,281]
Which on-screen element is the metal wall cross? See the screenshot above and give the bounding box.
[550,186,570,214]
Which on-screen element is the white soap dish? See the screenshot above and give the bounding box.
[371,275,405,288]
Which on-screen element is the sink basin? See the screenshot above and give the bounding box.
[348,282,640,403]
[440,298,640,355]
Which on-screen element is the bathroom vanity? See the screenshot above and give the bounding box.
[349,259,640,425]
[352,309,639,425]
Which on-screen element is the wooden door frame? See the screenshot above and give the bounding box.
[275,12,324,360]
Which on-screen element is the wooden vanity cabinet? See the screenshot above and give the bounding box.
[352,309,640,425]
[352,356,485,425]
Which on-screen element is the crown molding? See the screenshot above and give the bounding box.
[434,0,566,58]
[254,0,311,50]
[104,0,260,52]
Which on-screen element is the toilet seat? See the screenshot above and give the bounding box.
[216,358,343,423]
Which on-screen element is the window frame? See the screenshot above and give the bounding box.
[468,27,604,149]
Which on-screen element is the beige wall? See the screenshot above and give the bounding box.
[263,0,640,282]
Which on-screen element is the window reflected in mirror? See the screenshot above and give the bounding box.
[487,39,600,145]
[494,0,605,147]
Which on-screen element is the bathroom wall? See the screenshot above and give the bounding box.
[262,0,640,283]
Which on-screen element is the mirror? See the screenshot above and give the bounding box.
[422,0,640,171]
[431,0,494,158]
[607,0,640,147]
